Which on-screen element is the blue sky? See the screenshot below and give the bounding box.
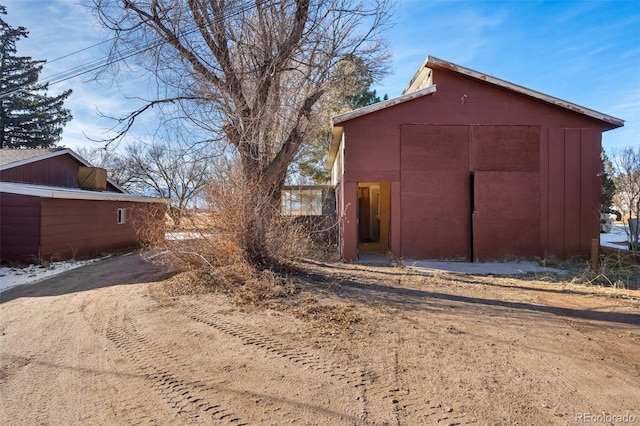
[3,0,639,154]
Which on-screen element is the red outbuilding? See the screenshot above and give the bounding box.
[0,148,166,263]
[328,56,623,262]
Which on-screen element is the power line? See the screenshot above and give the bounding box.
[0,0,266,99]
[46,39,112,65]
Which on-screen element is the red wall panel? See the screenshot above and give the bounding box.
[338,66,609,261]
[39,199,164,261]
[579,129,601,254]
[1,155,81,187]
[548,128,566,258]
[473,172,540,261]
[401,171,470,259]
[0,193,41,263]
[400,125,470,259]
[471,125,540,172]
[564,129,581,257]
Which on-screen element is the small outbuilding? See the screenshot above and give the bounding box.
[0,148,166,263]
[328,56,623,262]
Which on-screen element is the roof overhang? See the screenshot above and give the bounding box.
[423,56,624,129]
[0,181,167,204]
[327,85,438,169]
[0,147,129,193]
[326,55,625,171]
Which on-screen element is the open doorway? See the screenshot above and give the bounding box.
[358,182,390,256]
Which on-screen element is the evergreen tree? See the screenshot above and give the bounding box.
[295,55,387,184]
[601,147,616,210]
[0,5,72,149]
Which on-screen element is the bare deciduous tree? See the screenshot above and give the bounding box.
[79,132,215,226]
[92,0,392,266]
[612,146,640,249]
[123,138,214,226]
[76,145,136,188]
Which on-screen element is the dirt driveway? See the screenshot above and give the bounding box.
[1,252,639,425]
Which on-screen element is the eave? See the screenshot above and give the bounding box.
[424,56,624,129]
[0,181,167,204]
[327,85,438,169]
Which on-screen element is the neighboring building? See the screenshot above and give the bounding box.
[328,56,624,262]
[0,148,166,263]
[281,185,336,243]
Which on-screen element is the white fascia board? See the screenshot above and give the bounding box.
[426,56,624,128]
[0,148,129,193]
[327,85,437,170]
[333,85,437,125]
[0,182,166,204]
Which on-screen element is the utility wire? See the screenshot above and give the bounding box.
[0,0,267,99]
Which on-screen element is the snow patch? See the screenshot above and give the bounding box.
[0,257,107,293]
[600,224,631,250]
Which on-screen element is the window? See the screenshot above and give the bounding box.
[281,189,323,216]
[117,208,127,224]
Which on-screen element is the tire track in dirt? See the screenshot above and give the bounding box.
[361,337,474,426]
[179,304,374,420]
[105,314,246,425]
[105,308,371,425]
[77,291,176,426]
[179,302,477,425]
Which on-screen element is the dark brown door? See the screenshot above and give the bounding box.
[358,187,371,242]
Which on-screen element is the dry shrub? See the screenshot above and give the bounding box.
[130,203,169,247]
[130,163,311,302]
[161,263,296,304]
[577,253,640,290]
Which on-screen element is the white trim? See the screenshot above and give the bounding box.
[0,148,128,193]
[0,182,166,204]
[117,208,127,224]
[333,85,437,125]
[424,56,623,128]
[328,86,438,170]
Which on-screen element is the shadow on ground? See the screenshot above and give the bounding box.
[0,252,177,304]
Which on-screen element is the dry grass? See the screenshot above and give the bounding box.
[162,262,297,304]
[132,164,315,308]
[291,303,362,328]
[577,253,640,290]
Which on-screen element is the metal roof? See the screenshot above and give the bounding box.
[0,181,166,204]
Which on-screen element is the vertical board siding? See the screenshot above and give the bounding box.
[546,128,599,260]
[564,129,581,257]
[580,129,601,254]
[0,193,41,263]
[0,155,82,187]
[548,128,566,258]
[539,129,550,257]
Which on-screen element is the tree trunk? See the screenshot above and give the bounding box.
[238,165,288,268]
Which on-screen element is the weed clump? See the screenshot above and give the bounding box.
[577,252,640,290]
[132,167,313,304]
